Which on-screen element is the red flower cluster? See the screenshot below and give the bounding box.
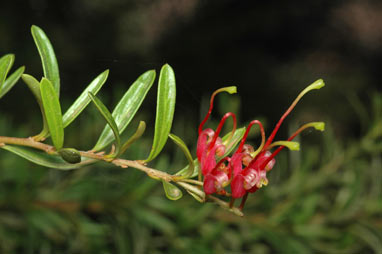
[197,80,325,210]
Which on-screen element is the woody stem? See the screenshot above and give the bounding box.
[1,135,245,217]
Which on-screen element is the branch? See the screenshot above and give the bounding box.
[0,135,244,216]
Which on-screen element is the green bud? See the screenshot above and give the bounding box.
[59,148,81,164]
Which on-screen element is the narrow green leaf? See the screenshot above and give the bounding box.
[22,74,42,100]
[63,69,109,128]
[162,180,183,201]
[88,92,120,156]
[31,25,60,97]
[169,133,194,178]
[0,66,25,99]
[118,121,146,156]
[186,190,204,203]
[0,54,15,92]
[22,74,49,138]
[222,126,246,157]
[176,127,246,178]
[93,69,156,151]
[40,78,64,150]
[1,145,93,170]
[145,64,176,162]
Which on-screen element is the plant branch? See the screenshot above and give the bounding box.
[0,135,244,216]
[0,136,54,153]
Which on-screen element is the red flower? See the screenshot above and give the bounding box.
[203,156,231,195]
[196,87,237,194]
[229,79,326,208]
[230,120,269,199]
[196,80,325,210]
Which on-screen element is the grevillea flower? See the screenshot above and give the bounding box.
[197,80,325,210]
[230,120,269,199]
[230,79,326,208]
[196,87,237,194]
[203,156,232,195]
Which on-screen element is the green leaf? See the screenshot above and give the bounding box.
[169,133,194,178]
[221,126,246,157]
[175,127,246,178]
[22,74,49,138]
[22,74,42,100]
[40,78,64,150]
[162,180,183,201]
[186,190,204,203]
[93,69,156,151]
[63,69,109,128]
[88,92,120,156]
[0,54,15,92]
[118,121,146,157]
[0,66,25,99]
[1,145,93,170]
[145,64,176,162]
[31,25,60,97]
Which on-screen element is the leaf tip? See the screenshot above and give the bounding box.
[31,24,40,31]
[162,180,183,201]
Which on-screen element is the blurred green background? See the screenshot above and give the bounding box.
[0,1,381,253]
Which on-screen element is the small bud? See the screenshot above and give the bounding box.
[59,148,81,164]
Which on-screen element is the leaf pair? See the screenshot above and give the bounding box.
[87,64,180,201]
[2,70,109,168]
[3,25,110,167]
[90,64,176,161]
[20,25,61,141]
[0,54,25,99]
[25,25,109,143]
[91,69,156,152]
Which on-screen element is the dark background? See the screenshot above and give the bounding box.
[0,1,381,253]
[1,0,381,136]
